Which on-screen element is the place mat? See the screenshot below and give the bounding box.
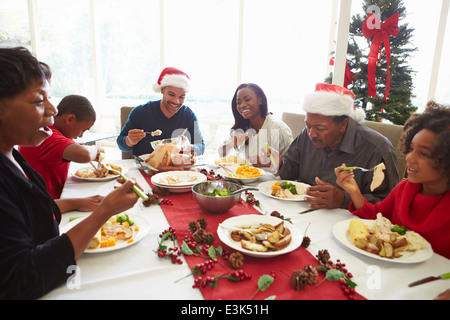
[141,171,365,300]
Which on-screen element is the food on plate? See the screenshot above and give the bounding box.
[158,173,199,185]
[215,155,246,166]
[146,144,195,168]
[348,214,428,259]
[87,213,139,249]
[204,188,231,197]
[230,221,292,252]
[151,129,162,137]
[74,163,122,179]
[370,163,386,191]
[271,181,305,199]
[227,164,262,179]
[349,219,369,249]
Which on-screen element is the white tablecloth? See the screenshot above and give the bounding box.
[41,159,450,300]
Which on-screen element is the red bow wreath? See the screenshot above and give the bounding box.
[362,12,399,103]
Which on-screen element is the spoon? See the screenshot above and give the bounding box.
[228,187,259,196]
[218,164,234,175]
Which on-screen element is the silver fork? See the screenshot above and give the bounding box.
[102,163,149,201]
[340,165,378,172]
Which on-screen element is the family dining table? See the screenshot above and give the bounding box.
[41,157,450,301]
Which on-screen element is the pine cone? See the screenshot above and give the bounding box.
[316,249,331,265]
[152,186,169,196]
[270,211,284,220]
[188,220,201,233]
[197,218,207,230]
[301,236,311,249]
[228,252,244,269]
[290,270,308,290]
[192,229,215,245]
[303,265,318,285]
[142,194,159,207]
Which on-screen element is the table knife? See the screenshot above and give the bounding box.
[408,272,450,287]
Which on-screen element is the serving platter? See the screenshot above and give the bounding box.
[151,170,207,193]
[217,165,265,183]
[217,214,303,258]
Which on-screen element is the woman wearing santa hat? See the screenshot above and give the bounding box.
[261,83,400,209]
[117,67,205,157]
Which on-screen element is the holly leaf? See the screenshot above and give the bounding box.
[316,266,328,272]
[209,276,218,288]
[208,246,216,260]
[193,265,202,275]
[345,276,358,288]
[193,245,203,253]
[326,269,345,282]
[215,246,223,257]
[160,231,172,242]
[258,275,274,292]
[226,275,241,282]
[181,241,193,255]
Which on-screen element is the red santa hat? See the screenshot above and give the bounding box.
[153,67,191,93]
[302,83,365,123]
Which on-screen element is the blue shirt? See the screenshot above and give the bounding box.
[117,100,205,157]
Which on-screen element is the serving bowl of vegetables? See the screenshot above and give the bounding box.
[192,180,243,213]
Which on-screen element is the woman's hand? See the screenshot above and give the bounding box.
[98,179,140,216]
[232,132,248,147]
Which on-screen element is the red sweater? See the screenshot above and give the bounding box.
[19,126,74,199]
[349,179,450,260]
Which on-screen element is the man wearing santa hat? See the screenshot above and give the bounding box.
[117,67,205,157]
[263,83,400,209]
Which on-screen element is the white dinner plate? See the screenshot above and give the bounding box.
[60,212,151,253]
[72,166,128,182]
[257,180,310,201]
[217,165,265,183]
[136,154,207,170]
[151,170,207,188]
[217,214,303,258]
[332,218,433,264]
[151,182,193,194]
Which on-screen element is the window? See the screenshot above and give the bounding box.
[0,0,30,48]
[435,2,450,104]
[241,0,333,118]
[1,0,449,157]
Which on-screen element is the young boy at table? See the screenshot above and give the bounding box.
[335,101,450,260]
[19,94,102,199]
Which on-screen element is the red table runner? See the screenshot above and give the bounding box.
[141,172,365,300]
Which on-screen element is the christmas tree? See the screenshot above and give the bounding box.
[326,0,418,125]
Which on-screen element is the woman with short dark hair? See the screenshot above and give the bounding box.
[0,47,139,299]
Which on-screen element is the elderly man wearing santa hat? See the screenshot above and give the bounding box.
[263,83,400,209]
[117,67,205,157]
